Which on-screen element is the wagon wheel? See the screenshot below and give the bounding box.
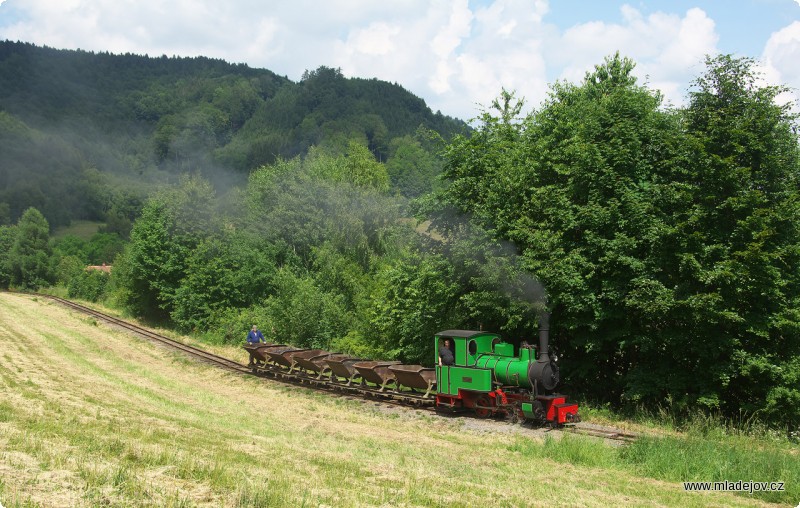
[474,395,493,418]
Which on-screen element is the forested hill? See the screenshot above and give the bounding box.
[0,40,466,227]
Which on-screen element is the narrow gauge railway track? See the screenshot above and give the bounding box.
[30,293,637,443]
[43,295,250,375]
[34,293,436,410]
[563,424,638,443]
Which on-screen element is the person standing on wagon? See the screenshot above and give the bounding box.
[245,325,266,367]
[247,325,265,344]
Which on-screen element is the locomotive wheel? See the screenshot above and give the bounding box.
[474,395,492,418]
[506,407,525,424]
[532,400,546,423]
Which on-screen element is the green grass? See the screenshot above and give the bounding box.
[235,481,294,507]
[621,434,799,504]
[581,399,795,442]
[52,219,104,240]
[579,402,800,503]
[502,426,800,504]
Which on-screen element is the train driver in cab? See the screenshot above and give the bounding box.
[439,338,455,366]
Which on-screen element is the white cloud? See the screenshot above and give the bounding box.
[550,6,718,107]
[760,21,800,109]
[346,22,401,56]
[762,21,800,84]
[457,0,551,111]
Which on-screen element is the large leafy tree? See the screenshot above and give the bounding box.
[113,175,217,320]
[368,252,462,362]
[0,225,16,288]
[7,207,53,289]
[244,147,398,268]
[433,55,676,401]
[113,200,187,320]
[170,233,279,332]
[386,134,442,198]
[678,55,800,422]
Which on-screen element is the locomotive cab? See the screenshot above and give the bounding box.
[435,330,501,396]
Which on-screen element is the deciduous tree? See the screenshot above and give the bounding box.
[8,207,53,289]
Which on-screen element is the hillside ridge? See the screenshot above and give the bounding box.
[0,40,465,227]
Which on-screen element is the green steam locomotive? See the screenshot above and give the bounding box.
[434,313,579,425]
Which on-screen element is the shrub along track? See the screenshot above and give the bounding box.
[33,292,637,444]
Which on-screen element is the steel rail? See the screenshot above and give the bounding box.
[564,424,638,443]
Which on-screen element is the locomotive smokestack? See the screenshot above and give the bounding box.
[538,311,550,361]
[528,311,560,391]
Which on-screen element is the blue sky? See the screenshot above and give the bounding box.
[1,0,799,119]
[545,1,796,55]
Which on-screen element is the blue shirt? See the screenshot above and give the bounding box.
[247,329,265,343]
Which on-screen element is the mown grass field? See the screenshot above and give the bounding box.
[0,292,796,507]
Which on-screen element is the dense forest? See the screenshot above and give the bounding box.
[2,42,799,433]
[0,41,464,228]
